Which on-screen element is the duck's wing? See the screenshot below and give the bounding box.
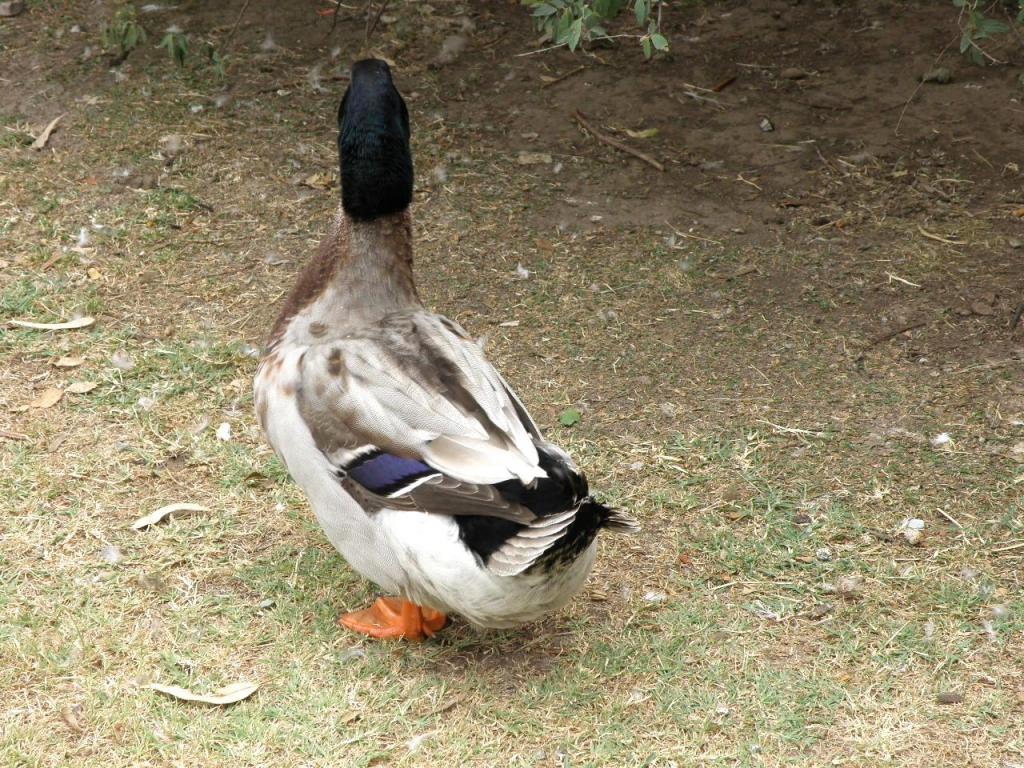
[297,311,543,484]
[294,311,606,574]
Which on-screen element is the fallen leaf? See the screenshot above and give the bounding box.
[131,502,209,530]
[31,113,66,150]
[301,172,335,190]
[59,704,84,732]
[1011,207,1024,218]
[10,316,95,331]
[136,572,165,591]
[149,681,259,706]
[559,408,582,427]
[625,127,659,139]
[65,381,98,394]
[30,387,63,409]
[517,151,552,165]
[110,350,135,370]
[936,691,963,705]
[54,356,85,368]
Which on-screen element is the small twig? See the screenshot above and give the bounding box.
[541,65,584,89]
[857,320,928,358]
[712,74,736,92]
[886,272,921,288]
[573,110,664,172]
[992,541,1024,554]
[38,252,66,272]
[516,41,568,57]
[896,34,957,136]
[757,419,827,439]
[735,174,762,191]
[675,90,725,110]
[917,225,967,245]
[365,0,390,47]
[31,114,65,151]
[0,429,29,441]
[666,222,721,245]
[1010,302,1024,333]
[223,0,252,54]
[935,507,965,533]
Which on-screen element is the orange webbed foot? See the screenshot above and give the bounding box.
[338,597,447,641]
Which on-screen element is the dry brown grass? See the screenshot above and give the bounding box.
[2,2,1024,767]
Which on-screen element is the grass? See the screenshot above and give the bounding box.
[2,3,1024,767]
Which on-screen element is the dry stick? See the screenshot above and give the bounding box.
[712,74,737,92]
[856,320,929,361]
[935,507,965,533]
[1010,301,1024,333]
[992,541,1024,554]
[541,65,584,89]
[895,33,957,136]
[573,110,664,172]
[365,0,390,47]
[223,0,252,54]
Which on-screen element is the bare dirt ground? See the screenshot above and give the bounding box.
[2,1,1024,766]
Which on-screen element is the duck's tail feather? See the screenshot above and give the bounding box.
[585,497,639,534]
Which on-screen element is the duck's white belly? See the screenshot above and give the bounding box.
[255,348,596,628]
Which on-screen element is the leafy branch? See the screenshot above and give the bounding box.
[953,0,1023,65]
[522,0,668,59]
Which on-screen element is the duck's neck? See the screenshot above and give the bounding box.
[270,209,418,344]
[336,209,418,311]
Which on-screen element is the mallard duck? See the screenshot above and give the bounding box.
[254,59,637,640]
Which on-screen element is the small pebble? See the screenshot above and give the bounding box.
[435,34,467,66]
[758,116,774,132]
[815,547,832,562]
[920,67,952,84]
[99,545,123,564]
[780,67,807,80]
[936,691,963,705]
[111,349,135,371]
[902,527,923,546]
[835,574,862,597]
[0,1,25,16]
[807,603,833,620]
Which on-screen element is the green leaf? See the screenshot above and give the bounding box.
[532,3,557,16]
[634,0,648,26]
[567,18,583,50]
[952,0,965,7]
[959,30,972,53]
[977,17,1008,37]
[641,35,653,59]
[558,408,582,427]
[650,32,668,51]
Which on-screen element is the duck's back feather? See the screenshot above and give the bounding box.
[290,308,636,575]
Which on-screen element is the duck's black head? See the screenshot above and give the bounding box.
[338,59,413,220]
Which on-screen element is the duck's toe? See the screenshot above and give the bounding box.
[338,596,447,641]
